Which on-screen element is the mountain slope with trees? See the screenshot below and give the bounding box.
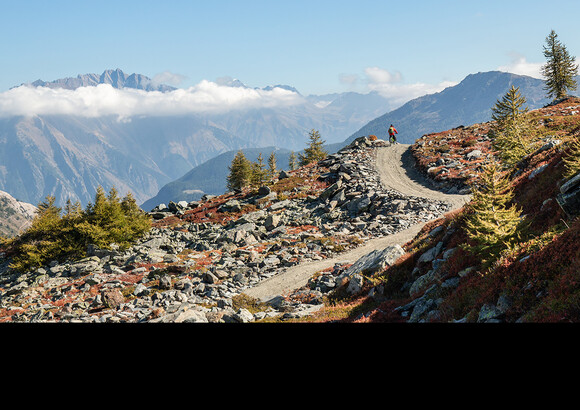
[342,71,564,145]
[143,71,561,209]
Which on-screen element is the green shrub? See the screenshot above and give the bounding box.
[6,187,151,273]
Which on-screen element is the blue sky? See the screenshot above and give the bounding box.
[1,0,580,99]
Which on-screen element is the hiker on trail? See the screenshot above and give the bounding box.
[388,124,398,144]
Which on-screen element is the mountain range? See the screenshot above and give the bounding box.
[142,70,558,210]
[0,68,563,213]
[342,71,561,145]
[0,69,392,208]
[21,68,177,92]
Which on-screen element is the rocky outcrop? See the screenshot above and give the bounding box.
[0,136,452,323]
[557,171,580,217]
[0,190,37,238]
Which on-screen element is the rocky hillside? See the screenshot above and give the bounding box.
[344,71,555,145]
[306,97,580,323]
[2,97,579,323]
[0,190,36,238]
[0,136,450,322]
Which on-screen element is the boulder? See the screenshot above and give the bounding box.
[341,245,405,279]
[557,171,580,217]
[265,214,282,231]
[101,289,125,309]
[466,149,482,160]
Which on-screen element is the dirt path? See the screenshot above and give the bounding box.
[375,143,469,210]
[242,143,470,303]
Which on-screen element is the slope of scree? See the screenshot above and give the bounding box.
[332,97,580,323]
[0,136,453,322]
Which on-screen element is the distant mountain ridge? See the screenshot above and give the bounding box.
[343,71,560,145]
[0,69,392,208]
[22,68,177,92]
[144,71,563,209]
[140,146,293,211]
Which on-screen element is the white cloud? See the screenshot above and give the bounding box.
[364,67,403,85]
[0,80,305,119]
[358,66,457,109]
[497,53,543,79]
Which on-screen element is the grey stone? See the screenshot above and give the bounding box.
[346,274,364,295]
[409,270,439,297]
[341,245,405,278]
[466,149,482,160]
[265,214,281,231]
[175,308,209,323]
[561,171,580,194]
[133,283,150,296]
[233,308,254,323]
[477,304,503,323]
[408,297,437,323]
[417,242,443,264]
[159,275,173,290]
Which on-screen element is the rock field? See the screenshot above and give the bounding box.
[0,136,452,323]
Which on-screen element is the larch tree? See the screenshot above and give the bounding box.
[299,129,327,166]
[490,85,533,167]
[250,152,268,187]
[288,151,298,171]
[226,150,251,191]
[463,162,523,267]
[541,30,578,100]
[267,151,277,180]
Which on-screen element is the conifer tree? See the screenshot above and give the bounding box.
[541,30,579,100]
[226,150,251,191]
[299,129,327,166]
[490,85,533,167]
[118,192,151,244]
[63,199,83,220]
[288,151,298,171]
[463,162,522,267]
[7,187,150,272]
[250,152,268,187]
[30,195,62,233]
[491,85,528,126]
[267,151,277,180]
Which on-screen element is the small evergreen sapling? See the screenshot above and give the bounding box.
[226,150,252,191]
[490,85,534,167]
[563,136,580,179]
[299,129,327,166]
[288,151,298,171]
[267,151,277,180]
[463,163,523,267]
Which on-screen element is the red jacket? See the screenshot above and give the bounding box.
[388,126,398,135]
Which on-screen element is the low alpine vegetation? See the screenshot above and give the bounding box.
[5,186,151,273]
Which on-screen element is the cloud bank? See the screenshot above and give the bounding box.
[0,80,305,119]
[347,66,457,109]
[497,53,543,78]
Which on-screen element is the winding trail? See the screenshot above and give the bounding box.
[242,143,470,303]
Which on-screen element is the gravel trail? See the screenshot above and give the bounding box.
[242,143,470,303]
